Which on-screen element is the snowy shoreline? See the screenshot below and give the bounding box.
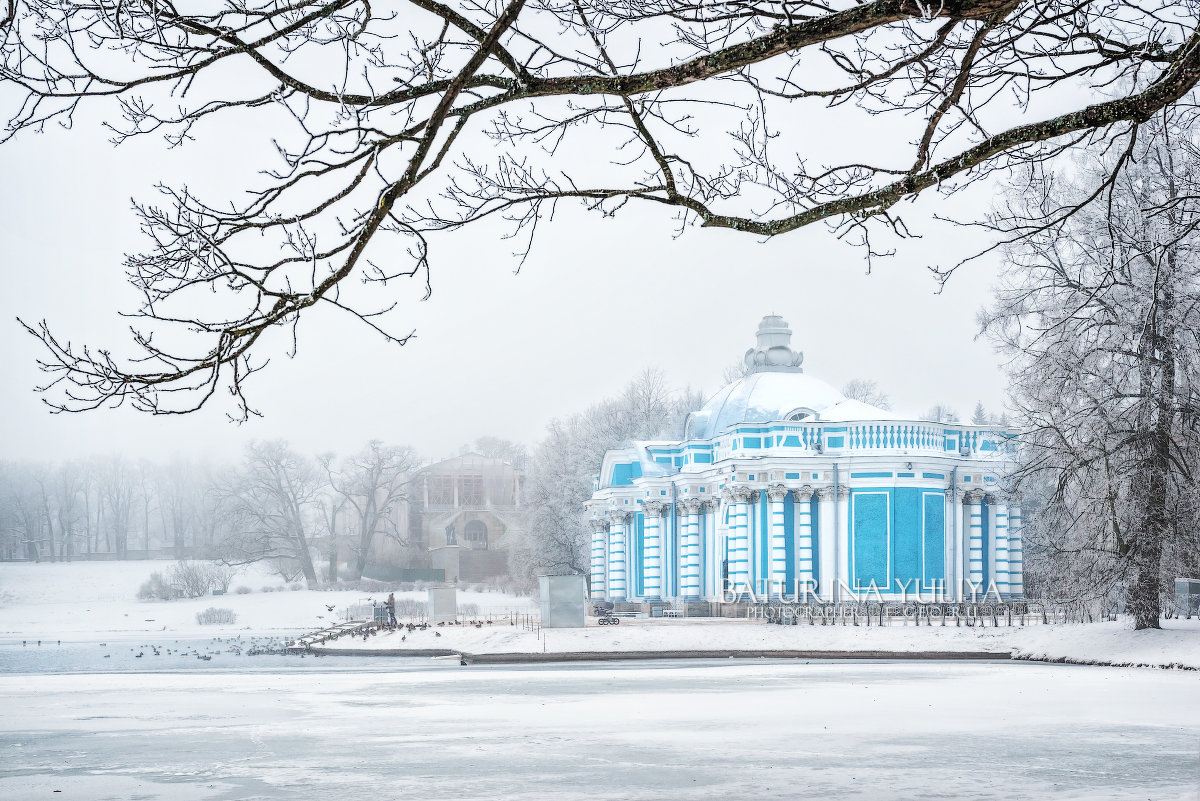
[2,561,1197,672]
[298,614,1200,670]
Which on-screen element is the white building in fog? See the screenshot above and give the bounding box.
[585,316,1021,603]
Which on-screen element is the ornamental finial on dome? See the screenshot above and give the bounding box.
[744,314,804,373]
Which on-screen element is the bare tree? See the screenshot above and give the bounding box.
[842,379,892,410]
[98,457,137,559]
[323,441,419,580]
[515,369,698,587]
[9,0,1200,417]
[218,440,323,586]
[982,111,1200,629]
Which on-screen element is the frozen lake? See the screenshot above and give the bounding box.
[2,648,1197,800]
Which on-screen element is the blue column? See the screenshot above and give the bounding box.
[608,513,628,600]
[965,490,985,597]
[642,501,664,601]
[992,502,1009,597]
[767,485,789,597]
[793,486,816,599]
[725,486,752,597]
[590,521,607,599]
[680,498,703,600]
[1008,505,1024,598]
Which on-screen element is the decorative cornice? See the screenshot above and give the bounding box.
[681,497,705,513]
[766,484,790,502]
[791,484,815,501]
[643,500,666,517]
[608,511,630,524]
[726,485,753,503]
[964,489,987,504]
[817,485,836,500]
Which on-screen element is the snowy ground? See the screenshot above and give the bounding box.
[1,561,1197,669]
[0,560,533,640]
[2,660,1198,801]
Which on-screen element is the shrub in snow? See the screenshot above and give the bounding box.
[171,560,215,599]
[137,572,178,601]
[195,607,237,625]
[234,586,252,595]
[208,563,242,594]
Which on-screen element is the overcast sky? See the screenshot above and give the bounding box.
[0,103,1008,465]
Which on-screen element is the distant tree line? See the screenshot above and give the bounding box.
[0,440,419,586]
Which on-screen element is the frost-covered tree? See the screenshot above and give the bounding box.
[982,111,1200,628]
[217,440,323,586]
[13,0,1200,418]
[924,403,960,423]
[512,369,703,589]
[323,441,419,580]
[842,379,892,411]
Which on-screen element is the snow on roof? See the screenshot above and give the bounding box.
[688,371,846,439]
[818,398,906,422]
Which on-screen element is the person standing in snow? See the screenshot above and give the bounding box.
[385,593,397,628]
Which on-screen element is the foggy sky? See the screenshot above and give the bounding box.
[0,107,1007,465]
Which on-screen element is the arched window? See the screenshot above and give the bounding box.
[785,407,816,422]
[464,520,488,549]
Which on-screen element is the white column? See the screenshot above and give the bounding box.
[767,485,789,597]
[726,486,752,597]
[1008,505,1024,598]
[835,485,851,602]
[816,486,836,603]
[681,499,703,600]
[793,486,816,598]
[965,490,985,597]
[590,521,608,599]
[949,488,965,601]
[608,513,628,600]
[642,501,664,601]
[992,501,1010,598]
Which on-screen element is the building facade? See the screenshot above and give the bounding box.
[366,453,524,583]
[586,316,1021,603]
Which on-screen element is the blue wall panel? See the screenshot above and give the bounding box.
[893,488,922,584]
[852,492,889,586]
[923,493,945,582]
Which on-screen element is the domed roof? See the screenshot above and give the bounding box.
[687,370,846,440]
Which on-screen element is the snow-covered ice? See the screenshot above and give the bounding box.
[2,660,1199,800]
[3,561,1200,800]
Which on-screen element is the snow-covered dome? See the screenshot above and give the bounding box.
[687,370,847,440]
[684,315,900,440]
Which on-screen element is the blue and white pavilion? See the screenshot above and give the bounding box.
[585,316,1022,604]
